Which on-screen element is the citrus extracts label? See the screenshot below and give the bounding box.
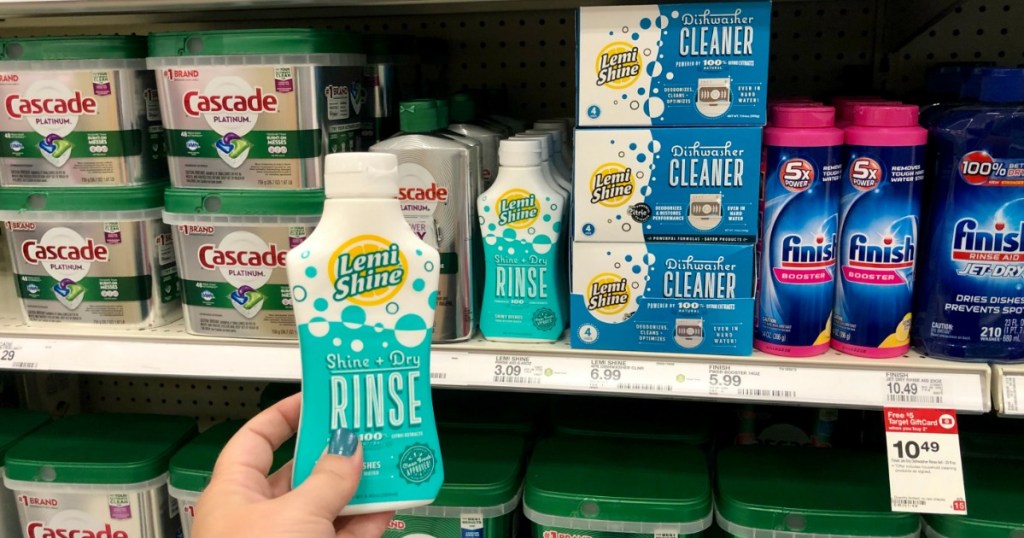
[0,69,163,186]
[157,65,363,189]
[4,219,180,325]
[10,484,178,538]
[174,224,311,338]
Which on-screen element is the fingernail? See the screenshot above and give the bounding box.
[329,428,358,456]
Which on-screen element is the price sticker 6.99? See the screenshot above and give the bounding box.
[884,407,967,515]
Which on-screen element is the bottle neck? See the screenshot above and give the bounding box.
[493,163,545,187]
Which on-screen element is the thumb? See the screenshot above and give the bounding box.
[285,429,364,520]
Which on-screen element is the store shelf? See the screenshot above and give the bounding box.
[0,303,992,411]
[993,364,1024,416]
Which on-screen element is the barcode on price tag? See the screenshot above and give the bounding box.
[884,407,967,515]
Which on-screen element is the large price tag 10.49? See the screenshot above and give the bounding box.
[884,408,967,515]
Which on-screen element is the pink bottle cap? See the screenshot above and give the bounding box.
[771,105,836,128]
[853,104,920,127]
[838,100,901,123]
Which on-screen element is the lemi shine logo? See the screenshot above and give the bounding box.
[586,272,630,315]
[329,234,407,306]
[590,163,635,207]
[496,189,539,229]
[595,42,642,89]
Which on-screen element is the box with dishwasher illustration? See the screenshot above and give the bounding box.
[571,241,754,355]
[574,127,761,244]
[577,1,770,127]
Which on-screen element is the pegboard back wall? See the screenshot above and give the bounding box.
[0,2,886,119]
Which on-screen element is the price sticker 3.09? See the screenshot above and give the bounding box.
[884,407,966,515]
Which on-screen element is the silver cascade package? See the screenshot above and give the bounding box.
[371,99,476,342]
[0,184,181,328]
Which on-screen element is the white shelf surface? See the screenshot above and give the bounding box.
[0,304,992,412]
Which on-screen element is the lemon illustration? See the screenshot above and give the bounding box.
[813,315,833,345]
[880,313,912,348]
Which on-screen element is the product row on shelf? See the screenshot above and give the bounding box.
[2,393,1023,538]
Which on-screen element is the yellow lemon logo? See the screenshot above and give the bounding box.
[496,189,540,230]
[590,162,635,208]
[586,272,630,315]
[595,42,642,90]
[329,234,408,306]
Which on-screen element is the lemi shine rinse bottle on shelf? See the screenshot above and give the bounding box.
[288,152,443,514]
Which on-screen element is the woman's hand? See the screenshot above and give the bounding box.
[191,393,392,538]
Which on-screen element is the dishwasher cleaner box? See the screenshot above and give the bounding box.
[574,127,761,243]
[571,241,755,355]
[578,2,770,127]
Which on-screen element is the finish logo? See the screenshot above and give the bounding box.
[330,234,407,305]
[776,232,836,284]
[496,189,539,228]
[585,272,630,314]
[595,42,642,89]
[589,163,634,207]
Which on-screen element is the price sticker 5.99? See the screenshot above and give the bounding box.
[884,407,967,515]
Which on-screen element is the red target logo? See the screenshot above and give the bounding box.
[779,158,814,192]
[848,157,883,191]
[959,151,995,185]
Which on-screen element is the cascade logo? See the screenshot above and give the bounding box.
[5,221,36,231]
[585,273,630,315]
[162,68,200,81]
[779,158,814,192]
[22,236,109,264]
[5,90,98,120]
[496,189,540,229]
[198,241,287,269]
[330,234,408,305]
[183,86,279,117]
[959,151,999,185]
[595,42,642,89]
[26,522,127,538]
[849,157,883,191]
[952,218,1024,261]
[398,183,449,202]
[589,163,634,207]
[775,232,836,284]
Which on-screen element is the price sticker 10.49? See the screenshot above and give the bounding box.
[884,407,966,515]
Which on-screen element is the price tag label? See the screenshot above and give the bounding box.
[884,407,967,514]
[491,354,546,386]
[884,372,945,406]
[585,358,696,394]
[707,364,798,400]
[0,340,39,370]
[1003,375,1022,414]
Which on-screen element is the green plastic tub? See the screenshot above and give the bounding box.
[716,446,921,538]
[169,420,294,538]
[923,457,1024,537]
[525,436,713,537]
[384,430,527,537]
[0,409,50,538]
[550,396,712,444]
[3,413,196,538]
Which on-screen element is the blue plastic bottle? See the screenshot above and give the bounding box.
[755,106,843,356]
[914,68,1024,361]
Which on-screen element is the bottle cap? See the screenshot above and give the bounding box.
[525,128,563,152]
[852,104,920,127]
[449,93,476,123]
[513,133,552,161]
[979,68,1024,103]
[435,99,450,126]
[499,139,542,167]
[324,153,399,199]
[771,105,836,128]
[534,120,568,138]
[399,99,441,133]
[839,100,901,123]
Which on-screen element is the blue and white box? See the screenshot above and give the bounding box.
[571,241,755,356]
[577,2,770,127]
[574,127,761,243]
